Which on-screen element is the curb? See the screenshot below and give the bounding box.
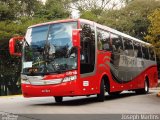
[0,94,22,98]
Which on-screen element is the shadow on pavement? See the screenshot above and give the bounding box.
[31,91,154,106]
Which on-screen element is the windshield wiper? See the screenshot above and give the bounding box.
[44,70,67,75]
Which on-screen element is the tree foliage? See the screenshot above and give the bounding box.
[0,18,47,41]
[0,0,43,21]
[77,0,160,40]
[72,0,120,22]
[35,0,71,20]
[145,8,160,56]
[101,0,160,39]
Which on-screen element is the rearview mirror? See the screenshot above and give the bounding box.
[9,36,24,57]
[72,29,81,47]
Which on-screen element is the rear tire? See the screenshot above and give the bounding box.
[144,80,149,94]
[54,96,63,103]
[135,80,149,94]
[97,79,105,102]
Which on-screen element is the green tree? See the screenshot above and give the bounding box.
[145,8,160,76]
[0,0,43,21]
[75,0,160,40]
[102,0,160,40]
[19,0,43,17]
[35,0,71,20]
[0,18,46,40]
[0,0,21,21]
[71,0,116,22]
[145,8,160,56]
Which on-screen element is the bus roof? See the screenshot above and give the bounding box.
[28,18,150,46]
[28,19,78,28]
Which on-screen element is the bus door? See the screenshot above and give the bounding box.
[79,23,96,94]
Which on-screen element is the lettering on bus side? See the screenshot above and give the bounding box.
[119,55,143,67]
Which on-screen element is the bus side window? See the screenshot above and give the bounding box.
[97,28,111,51]
[110,33,123,54]
[149,47,155,61]
[123,38,134,57]
[142,44,149,60]
[133,41,142,58]
[97,31,103,50]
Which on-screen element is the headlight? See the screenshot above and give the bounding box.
[21,78,30,84]
[62,75,77,83]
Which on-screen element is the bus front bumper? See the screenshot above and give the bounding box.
[21,82,78,97]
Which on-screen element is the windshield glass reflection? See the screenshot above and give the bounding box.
[22,22,77,75]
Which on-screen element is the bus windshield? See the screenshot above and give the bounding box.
[22,22,78,75]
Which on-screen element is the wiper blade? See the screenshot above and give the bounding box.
[46,71,62,74]
[46,69,67,75]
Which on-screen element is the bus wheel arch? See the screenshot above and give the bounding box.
[96,74,110,102]
[97,77,105,102]
[102,74,122,96]
[102,75,110,93]
[145,76,150,88]
[135,75,149,94]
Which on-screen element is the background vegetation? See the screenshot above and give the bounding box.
[0,0,160,95]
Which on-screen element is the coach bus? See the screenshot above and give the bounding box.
[9,19,158,102]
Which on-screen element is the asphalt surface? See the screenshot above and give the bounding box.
[0,88,160,120]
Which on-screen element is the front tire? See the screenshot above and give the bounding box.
[54,96,63,103]
[97,79,105,102]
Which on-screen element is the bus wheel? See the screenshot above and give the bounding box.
[135,80,149,94]
[97,79,105,102]
[143,80,149,94]
[54,96,63,103]
[108,91,122,96]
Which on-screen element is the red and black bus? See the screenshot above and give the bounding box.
[9,19,158,102]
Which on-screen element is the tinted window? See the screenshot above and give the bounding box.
[110,33,123,54]
[97,28,111,51]
[142,44,149,60]
[123,38,134,57]
[133,41,142,58]
[149,47,155,61]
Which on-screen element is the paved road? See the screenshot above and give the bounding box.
[0,89,160,120]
